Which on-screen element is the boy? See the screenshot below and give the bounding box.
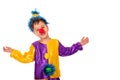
[3,9,89,80]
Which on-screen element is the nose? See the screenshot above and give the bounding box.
[39,28,45,34]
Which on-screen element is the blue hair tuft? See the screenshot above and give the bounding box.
[28,9,49,32]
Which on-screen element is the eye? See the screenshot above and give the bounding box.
[36,29,39,31]
[41,25,45,28]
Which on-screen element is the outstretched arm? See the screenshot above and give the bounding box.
[3,45,35,63]
[59,37,89,56]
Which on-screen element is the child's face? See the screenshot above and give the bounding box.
[33,21,49,39]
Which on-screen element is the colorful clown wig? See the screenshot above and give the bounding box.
[28,9,49,32]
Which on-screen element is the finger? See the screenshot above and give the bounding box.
[3,47,8,52]
[84,37,88,40]
[81,36,85,41]
[3,47,5,51]
[85,37,89,43]
[86,37,88,39]
[3,46,10,49]
[86,37,89,41]
[5,46,10,49]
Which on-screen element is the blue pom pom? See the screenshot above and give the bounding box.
[43,64,55,76]
[31,9,39,15]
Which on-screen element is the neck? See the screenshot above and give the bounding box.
[40,36,51,44]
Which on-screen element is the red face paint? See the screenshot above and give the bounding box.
[39,28,45,34]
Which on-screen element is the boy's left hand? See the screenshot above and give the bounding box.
[80,37,89,46]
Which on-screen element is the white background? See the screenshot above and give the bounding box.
[0,0,120,80]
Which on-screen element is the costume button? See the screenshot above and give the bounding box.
[44,53,49,59]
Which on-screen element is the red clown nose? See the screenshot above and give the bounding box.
[39,28,45,34]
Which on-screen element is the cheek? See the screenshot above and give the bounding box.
[45,28,49,32]
[34,31,39,36]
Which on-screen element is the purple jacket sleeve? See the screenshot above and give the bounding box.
[59,41,83,56]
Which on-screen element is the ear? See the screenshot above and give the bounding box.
[46,26,49,31]
[33,28,36,34]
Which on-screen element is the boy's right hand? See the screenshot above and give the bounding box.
[3,46,13,53]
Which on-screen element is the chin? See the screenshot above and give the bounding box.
[40,34,48,39]
[40,36,47,39]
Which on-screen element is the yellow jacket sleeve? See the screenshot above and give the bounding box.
[10,45,35,63]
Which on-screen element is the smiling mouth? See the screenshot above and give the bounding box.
[40,32,45,35]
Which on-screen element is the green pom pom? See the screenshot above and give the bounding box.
[46,67,52,72]
[43,64,55,76]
